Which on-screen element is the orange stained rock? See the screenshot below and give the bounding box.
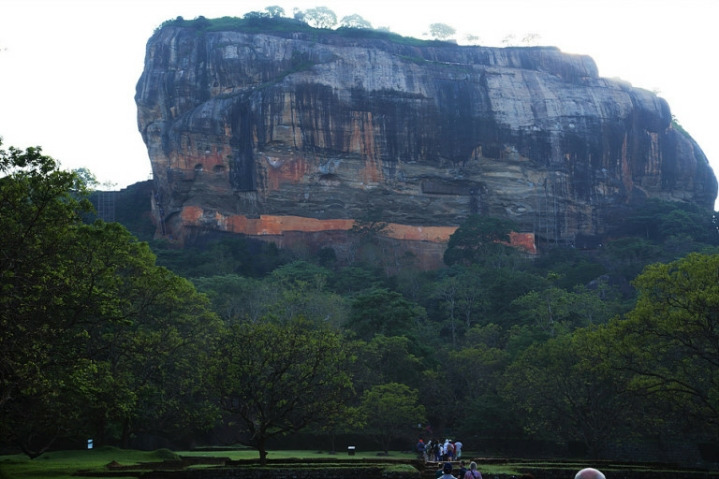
[384,224,457,243]
[621,133,633,195]
[180,205,204,223]
[179,207,536,251]
[225,214,354,236]
[508,232,537,254]
[348,111,383,185]
[264,154,309,191]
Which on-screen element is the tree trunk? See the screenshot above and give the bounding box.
[19,429,58,459]
[121,417,131,449]
[257,437,268,466]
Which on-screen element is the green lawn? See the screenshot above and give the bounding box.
[0,447,178,479]
[7,448,686,479]
[0,447,422,479]
[180,448,417,460]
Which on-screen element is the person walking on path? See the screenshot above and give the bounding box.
[454,440,463,459]
[432,439,442,462]
[416,439,426,461]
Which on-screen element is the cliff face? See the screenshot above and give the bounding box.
[135,22,717,260]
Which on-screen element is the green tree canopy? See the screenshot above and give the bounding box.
[450,344,517,441]
[214,317,354,464]
[264,5,285,18]
[270,260,331,289]
[299,7,337,29]
[339,14,372,29]
[193,274,270,322]
[0,140,222,456]
[511,286,574,338]
[605,252,719,441]
[353,335,425,391]
[443,215,518,267]
[360,382,426,453]
[432,265,488,347]
[73,225,222,447]
[346,287,426,341]
[503,330,636,457]
[0,142,94,455]
[428,23,456,40]
[614,199,718,245]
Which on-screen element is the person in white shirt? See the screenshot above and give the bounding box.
[454,440,463,459]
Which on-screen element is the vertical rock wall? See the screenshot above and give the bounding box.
[135,21,716,261]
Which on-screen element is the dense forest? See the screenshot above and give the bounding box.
[2,134,719,466]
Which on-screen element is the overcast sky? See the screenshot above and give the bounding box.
[1,0,717,207]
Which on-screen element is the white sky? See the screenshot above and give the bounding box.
[1,0,717,207]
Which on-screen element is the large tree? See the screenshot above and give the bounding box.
[339,14,371,29]
[346,287,426,342]
[0,141,222,455]
[432,266,487,347]
[215,317,354,464]
[193,274,271,322]
[503,330,636,457]
[74,224,222,447]
[353,335,425,391]
[428,23,456,40]
[606,252,719,442]
[360,382,426,454]
[511,286,573,338]
[0,143,95,455]
[299,7,337,29]
[447,343,511,432]
[443,215,518,267]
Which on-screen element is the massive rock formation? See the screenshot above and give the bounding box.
[135,18,716,265]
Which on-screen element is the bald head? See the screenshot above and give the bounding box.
[575,468,606,479]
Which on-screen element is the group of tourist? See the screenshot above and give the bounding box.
[416,438,606,479]
[416,438,463,462]
[417,438,606,479]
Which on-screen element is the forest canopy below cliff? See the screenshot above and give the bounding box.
[3,137,719,465]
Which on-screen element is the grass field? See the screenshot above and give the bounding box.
[3,447,711,479]
[0,447,427,479]
[0,447,175,479]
